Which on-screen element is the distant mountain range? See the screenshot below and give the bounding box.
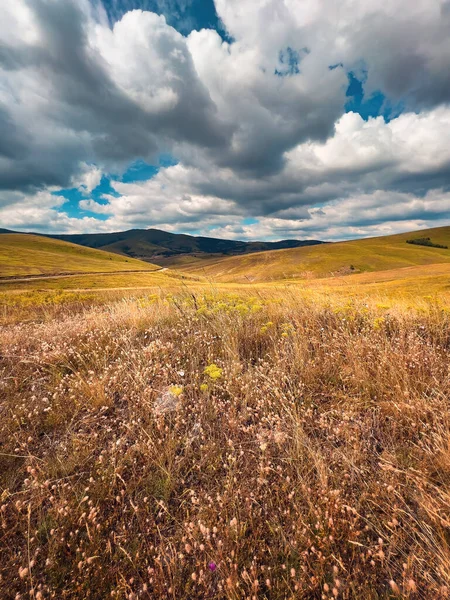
[0,228,324,264]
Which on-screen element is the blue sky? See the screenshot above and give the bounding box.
[102,0,226,36]
[1,0,450,240]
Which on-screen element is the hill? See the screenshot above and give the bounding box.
[41,228,324,264]
[0,234,159,278]
[175,226,450,282]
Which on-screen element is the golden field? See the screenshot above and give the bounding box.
[1,228,450,599]
[174,227,450,283]
[0,234,158,278]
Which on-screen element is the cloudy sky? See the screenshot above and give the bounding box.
[1,0,450,241]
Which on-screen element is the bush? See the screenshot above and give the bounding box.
[406,237,448,249]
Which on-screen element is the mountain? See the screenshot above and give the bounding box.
[0,233,157,278]
[174,226,450,282]
[40,229,324,265]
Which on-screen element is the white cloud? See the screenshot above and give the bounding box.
[215,0,450,109]
[81,106,450,237]
[71,163,103,193]
[0,189,101,233]
[0,0,450,238]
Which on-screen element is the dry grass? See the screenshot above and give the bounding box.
[1,291,450,599]
[175,226,450,282]
[0,234,157,277]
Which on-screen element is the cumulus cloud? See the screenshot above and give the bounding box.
[71,163,103,193]
[0,0,226,192]
[70,107,450,238]
[0,0,450,238]
[78,163,242,232]
[214,0,450,110]
[0,189,100,233]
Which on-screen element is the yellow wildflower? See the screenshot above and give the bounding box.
[204,363,223,380]
[169,385,183,397]
[373,317,385,330]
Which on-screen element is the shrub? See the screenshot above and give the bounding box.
[406,237,448,249]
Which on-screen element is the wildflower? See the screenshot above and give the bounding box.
[204,363,223,380]
[168,385,183,397]
[373,316,385,330]
[208,561,217,572]
[281,323,294,336]
[200,383,208,393]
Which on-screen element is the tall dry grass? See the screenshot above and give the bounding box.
[0,291,449,599]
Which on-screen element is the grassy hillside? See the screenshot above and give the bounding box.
[287,262,450,304]
[43,228,323,264]
[0,234,158,277]
[177,226,450,282]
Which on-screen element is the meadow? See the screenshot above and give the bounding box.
[0,234,157,278]
[1,287,450,600]
[175,227,450,283]
[1,228,450,599]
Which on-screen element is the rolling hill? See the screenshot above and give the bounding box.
[41,228,324,264]
[175,226,450,282]
[0,234,159,278]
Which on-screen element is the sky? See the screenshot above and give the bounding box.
[1,1,450,241]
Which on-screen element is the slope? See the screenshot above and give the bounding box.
[43,228,323,263]
[0,234,159,278]
[175,226,450,282]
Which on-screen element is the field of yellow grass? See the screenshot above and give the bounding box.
[1,289,450,599]
[0,234,158,277]
[282,263,450,305]
[1,227,450,598]
[1,260,448,323]
[176,226,450,282]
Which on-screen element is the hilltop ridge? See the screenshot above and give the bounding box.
[0,228,324,265]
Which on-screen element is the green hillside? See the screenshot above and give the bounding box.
[176,226,450,282]
[0,234,158,277]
